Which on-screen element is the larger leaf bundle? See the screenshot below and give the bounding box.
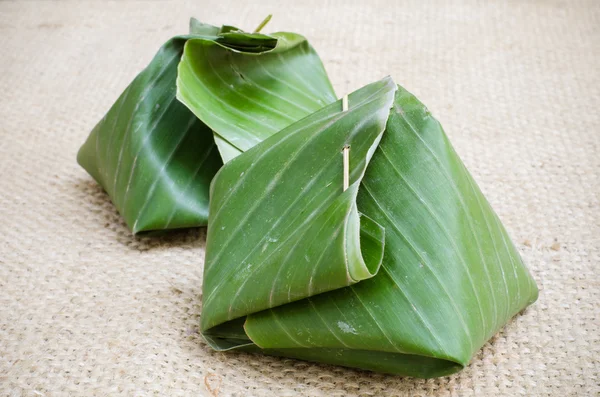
[78,17,538,378]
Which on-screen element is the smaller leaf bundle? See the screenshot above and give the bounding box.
[77,17,538,378]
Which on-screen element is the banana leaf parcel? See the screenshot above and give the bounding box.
[77,18,538,378]
[77,18,334,233]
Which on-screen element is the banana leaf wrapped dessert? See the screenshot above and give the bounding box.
[78,17,538,378]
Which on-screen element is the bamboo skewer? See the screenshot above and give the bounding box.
[342,94,350,191]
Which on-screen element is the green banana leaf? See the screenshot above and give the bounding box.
[176,27,336,163]
[77,33,221,234]
[77,17,537,377]
[78,18,334,233]
[200,77,538,378]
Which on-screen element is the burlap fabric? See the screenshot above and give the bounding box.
[1,1,598,396]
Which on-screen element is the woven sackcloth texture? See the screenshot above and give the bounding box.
[0,0,598,396]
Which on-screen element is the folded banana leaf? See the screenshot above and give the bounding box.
[176,23,336,162]
[77,18,334,233]
[77,17,537,377]
[200,77,538,378]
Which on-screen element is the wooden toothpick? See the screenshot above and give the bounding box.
[343,145,350,191]
[253,14,272,33]
[341,95,350,191]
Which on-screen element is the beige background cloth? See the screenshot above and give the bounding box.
[1,0,598,396]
